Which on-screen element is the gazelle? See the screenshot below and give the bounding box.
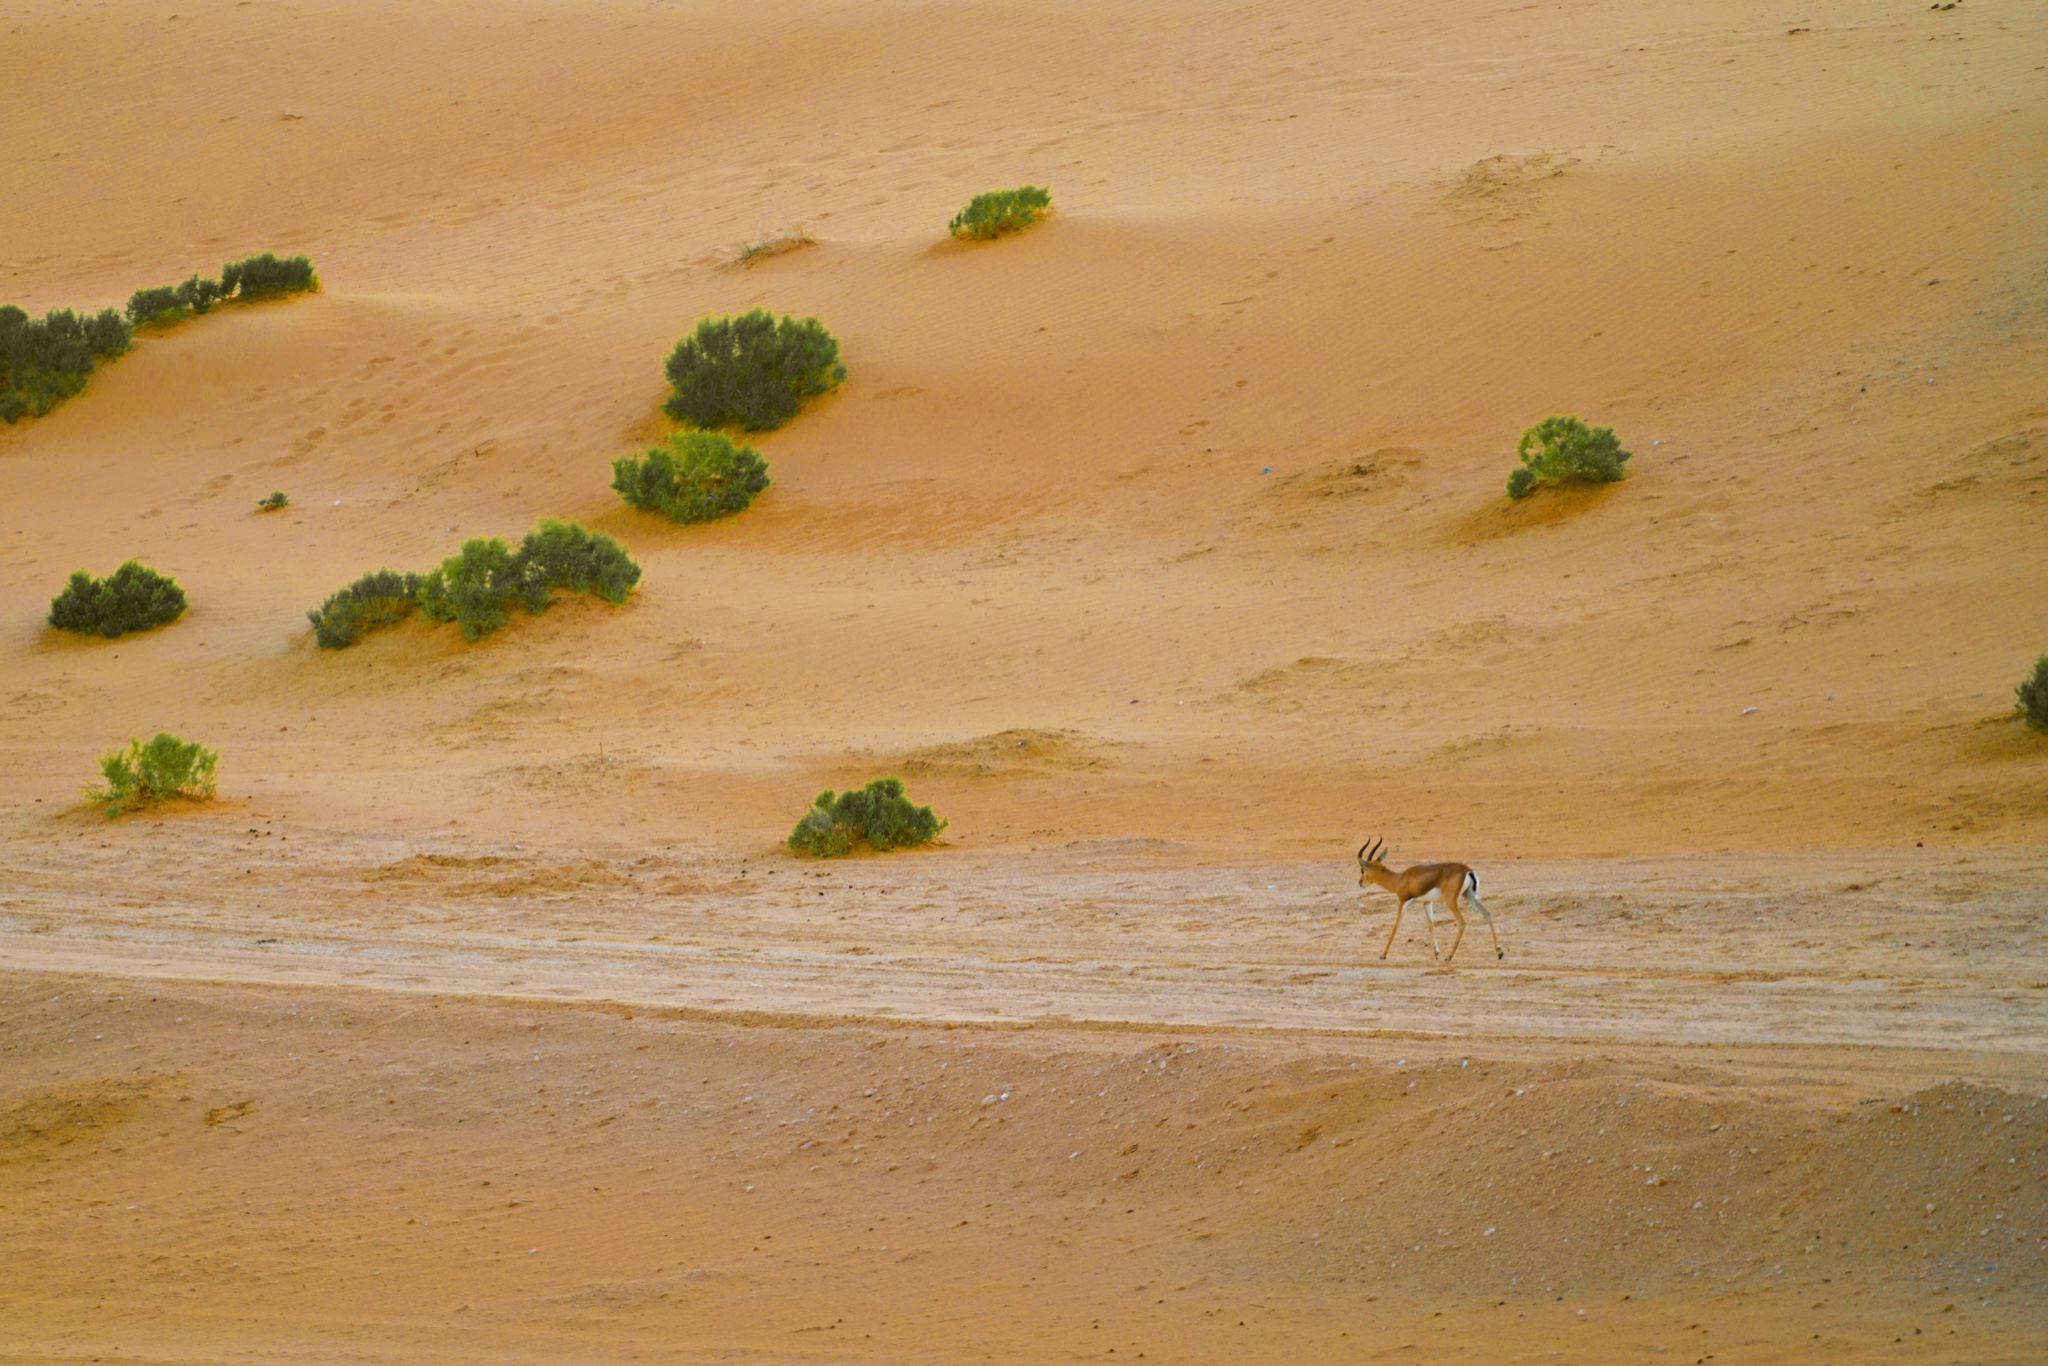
[1357,837,1502,962]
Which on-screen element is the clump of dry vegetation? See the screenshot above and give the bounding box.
[728,225,816,268]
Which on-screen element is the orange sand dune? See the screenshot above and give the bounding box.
[2,0,2045,1362]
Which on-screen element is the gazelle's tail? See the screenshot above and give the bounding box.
[1463,870,1484,909]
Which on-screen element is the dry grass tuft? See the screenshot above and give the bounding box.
[726,225,817,269]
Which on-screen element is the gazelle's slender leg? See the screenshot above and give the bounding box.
[1422,893,1444,960]
[1442,895,1467,962]
[1380,896,1408,960]
[1467,894,1503,959]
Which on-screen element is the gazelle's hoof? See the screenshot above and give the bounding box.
[1497,949,1505,959]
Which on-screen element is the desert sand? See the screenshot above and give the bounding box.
[2,0,2045,1361]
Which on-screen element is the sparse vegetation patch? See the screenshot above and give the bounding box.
[0,254,313,423]
[662,309,844,432]
[418,538,518,642]
[731,225,816,268]
[507,518,644,615]
[88,732,217,817]
[0,304,131,423]
[257,491,291,511]
[128,253,318,328]
[315,521,639,648]
[48,562,187,638]
[307,569,422,649]
[787,777,947,856]
[613,430,770,524]
[312,522,637,649]
[949,186,1052,241]
[1505,414,1631,500]
[2017,655,2048,731]
[221,252,317,299]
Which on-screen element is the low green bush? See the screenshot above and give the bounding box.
[2,256,312,422]
[1505,415,1632,500]
[413,520,641,643]
[257,490,290,511]
[125,286,184,327]
[510,518,643,613]
[418,537,518,642]
[787,777,947,856]
[1,304,132,422]
[2017,655,2048,730]
[612,430,770,524]
[128,252,317,328]
[312,521,640,649]
[662,309,844,431]
[949,185,1052,241]
[307,569,422,649]
[88,732,218,817]
[48,561,187,638]
[222,252,317,299]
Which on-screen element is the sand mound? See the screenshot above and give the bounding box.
[895,728,1117,779]
[1440,150,1583,222]
[0,1078,154,1166]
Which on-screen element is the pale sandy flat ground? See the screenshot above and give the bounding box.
[2,0,2046,1361]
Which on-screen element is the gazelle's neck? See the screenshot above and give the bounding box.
[1360,864,1401,893]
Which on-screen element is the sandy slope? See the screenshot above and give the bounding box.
[3,0,2047,1361]
[4,976,2045,1366]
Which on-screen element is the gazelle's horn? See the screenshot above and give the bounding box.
[1357,842,1371,865]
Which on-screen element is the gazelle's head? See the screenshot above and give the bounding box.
[1357,838,1388,885]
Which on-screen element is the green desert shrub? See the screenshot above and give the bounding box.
[257,490,290,511]
[87,732,218,817]
[1506,415,1632,500]
[418,537,518,642]
[307,568,422,649]
[176,273,222,315]
[612,430,770,524]
[2017,655,2048,730]
[948,185,1052,241]
[1,304,132,422]
[125,285,183,326]
[221,252,317,298]
[662,308,844,431]
[6,255,309,423]
[413,521,640,643]
[787,777,947,856]
[128,253,316,328]
[510,518,643,613]
[48,561,187,637]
